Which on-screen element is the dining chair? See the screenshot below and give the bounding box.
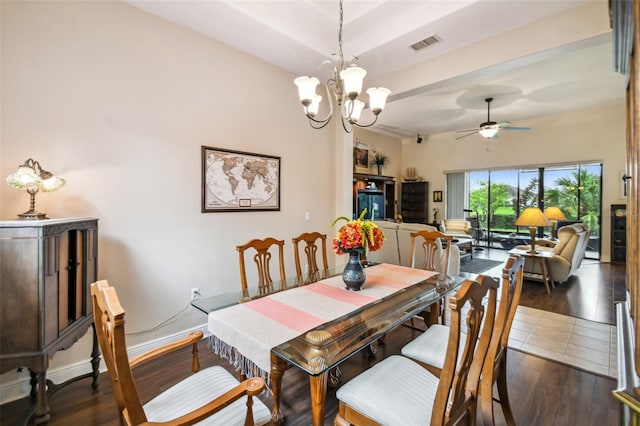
[400,255,525,426]
[291,231,329,280]
[335,276,499,426]
[408,230,452,328]
[409,229,452,273]
[90,280,271,426]
[237,237,286,297]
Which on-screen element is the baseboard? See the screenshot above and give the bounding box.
[0,323,209,405]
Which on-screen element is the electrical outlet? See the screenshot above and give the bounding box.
[190,287,200,301]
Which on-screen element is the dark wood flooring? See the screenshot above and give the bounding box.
[0,249,623,425]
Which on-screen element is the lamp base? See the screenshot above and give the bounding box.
[18,211,48,220]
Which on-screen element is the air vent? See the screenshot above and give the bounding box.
[410,34,442,51]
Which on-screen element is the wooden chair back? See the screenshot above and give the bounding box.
[237,237,286,297]
[91,280,148,424]
[481,254,525,426]
[292,232,329,279]
[409,230,452,273]
[432,275,499,425]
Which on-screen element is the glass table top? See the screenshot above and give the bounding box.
[270,274,464,376]
[191,263,353,314]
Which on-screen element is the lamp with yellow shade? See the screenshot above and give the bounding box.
[514,207,550,254]
[543,206,567,240]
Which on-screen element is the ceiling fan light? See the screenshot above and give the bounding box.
[294,76,319,106]
[340,66,366,99]
[479,127,499,138]
[367,87,391,114]
[345,99,365,122]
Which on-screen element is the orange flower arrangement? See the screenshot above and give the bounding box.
[331,209,385,255]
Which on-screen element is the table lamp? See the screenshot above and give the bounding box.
[6,158,65,220]
[543,206,566,240]
[514,207,550,254]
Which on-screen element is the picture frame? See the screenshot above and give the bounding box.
[433,190,443,203]
[353,140,369,172]
[201,146,281,212]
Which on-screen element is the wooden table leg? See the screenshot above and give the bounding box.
[310,372,328,426]
[538,257,551,294]
[270,354,289,425]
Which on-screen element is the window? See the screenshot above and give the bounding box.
[448,163,602,259]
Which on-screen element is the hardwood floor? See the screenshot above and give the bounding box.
[1,250,623,425]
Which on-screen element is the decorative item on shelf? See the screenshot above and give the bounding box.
[514,207,550,254]
[369,150,390,176]
[543,206,566,240]
[293,0,390,133]
[331,208,385,291]
[6,158,65,220]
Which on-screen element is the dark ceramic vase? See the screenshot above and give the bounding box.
[343,251,366,291]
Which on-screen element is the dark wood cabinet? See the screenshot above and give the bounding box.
[0,217,99,423]
[610,204,626,264]
[401,182,429,223]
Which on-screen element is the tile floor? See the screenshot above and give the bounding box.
[508,305,617,378]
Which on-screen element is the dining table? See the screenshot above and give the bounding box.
[191,263,465,425]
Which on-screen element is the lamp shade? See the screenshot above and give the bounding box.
[366,87,391,114]
[514,207,550,227]
[544,206,566,221]
[340,66,366,98]
[293,76,319,105]
[345,99,364,122]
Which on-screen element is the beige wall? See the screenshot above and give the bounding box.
[0,0,344,386]
[400,102,627,261]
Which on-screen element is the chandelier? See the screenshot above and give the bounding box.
[293,0,390,132]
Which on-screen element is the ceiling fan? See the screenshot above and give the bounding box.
[455,97,530,140]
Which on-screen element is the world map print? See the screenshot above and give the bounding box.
[204,149,280,210]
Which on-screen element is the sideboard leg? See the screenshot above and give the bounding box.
[34,371,50,424]
[90,323,101,389]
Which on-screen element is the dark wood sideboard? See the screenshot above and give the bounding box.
[0,217,99,424]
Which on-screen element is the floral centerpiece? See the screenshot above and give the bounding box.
[331,209,385,291]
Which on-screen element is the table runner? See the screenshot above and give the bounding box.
[208,263,436,381]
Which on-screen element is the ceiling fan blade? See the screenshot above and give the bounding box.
[455,132,477,140]
[497,121,511,127]
[502,126,531,131]
[456,128,480,133]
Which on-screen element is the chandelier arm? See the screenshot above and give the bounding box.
[341,116,353,133]
[351,114,380,129]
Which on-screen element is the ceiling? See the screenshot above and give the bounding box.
[124,0,627,139]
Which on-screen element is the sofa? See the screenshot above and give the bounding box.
[369,221,461,276]
[514,223,591,284]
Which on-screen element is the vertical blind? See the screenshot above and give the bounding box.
[445,172,466,219]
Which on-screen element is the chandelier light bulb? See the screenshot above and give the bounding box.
[367,87,391,114]
[307,94,322,117]
[293,76,320,106]
[340,66,366,99]
[345,99,365,122]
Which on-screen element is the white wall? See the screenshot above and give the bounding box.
[0,0,342,393]
[400,102,627,261]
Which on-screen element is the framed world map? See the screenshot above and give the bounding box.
[201,146,281,212]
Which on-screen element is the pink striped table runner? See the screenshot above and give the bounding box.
[207,263,436,379]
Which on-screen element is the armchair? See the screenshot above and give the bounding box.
[90,280,271,425]
[514,223,591,284]
[440,218,473,239]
